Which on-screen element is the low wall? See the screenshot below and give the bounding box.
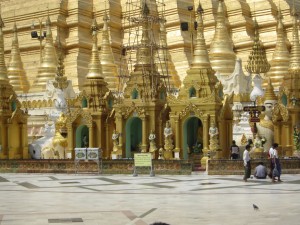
[0,159,192,175]
[207,159,300,175]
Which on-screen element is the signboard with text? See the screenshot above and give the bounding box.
[134,153,152,167]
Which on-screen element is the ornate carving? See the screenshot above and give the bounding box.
[272,103,289,122]
[178,102,204,119]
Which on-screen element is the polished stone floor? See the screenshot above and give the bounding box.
[0,173,299,225]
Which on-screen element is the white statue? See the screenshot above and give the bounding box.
[256,100,276,152]
[29,123,55,159]
[149,130,157,153]
[164,121,174,151]
[209,123,220,151]
[112,130,120,152]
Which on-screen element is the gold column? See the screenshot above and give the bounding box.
[89,124,93,148]
[116,115,124,155]
[67,125,74,159]
[141,116,147,152]
[0,123,7,159]
[201,114,210,168]
[105,122,109,159]
[174,118,180,151]
[21,123,28,159]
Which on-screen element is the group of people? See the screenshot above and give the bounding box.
[243,142,282,182]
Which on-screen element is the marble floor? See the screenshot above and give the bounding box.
[0,173,299,225]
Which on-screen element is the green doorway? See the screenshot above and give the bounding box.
[75,125,89,148]
[125,117,142,158]
[183,117,203,159]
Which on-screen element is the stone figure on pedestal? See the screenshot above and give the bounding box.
[163,121,174,159]
[112,130,120,152]
[209,123,220,152]
[149,130,157,154]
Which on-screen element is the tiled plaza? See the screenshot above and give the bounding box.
[0,173,299,225]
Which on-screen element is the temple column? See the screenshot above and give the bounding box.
[0,123,8,159]
[88,123,93,148]
[21,123,29,159]
[105,122,110,159]
[140,116,147,152]
[174,117,180,159]
[67,125,74,159]
[201,114,209,168]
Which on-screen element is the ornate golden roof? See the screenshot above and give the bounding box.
[209,0,236,76]
[7,22,29,93]
[100,12,118,91]
[0,11,8,81]
[245,19,270,74]
[265,9,290,90]
[31,16,57,92]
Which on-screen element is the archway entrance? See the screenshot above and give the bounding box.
[183,117,203,159]
[125,117,142,158]
[75,125,89,148]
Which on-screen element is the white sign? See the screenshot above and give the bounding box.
[74,148,87,160]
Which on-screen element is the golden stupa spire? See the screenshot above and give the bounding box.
[100,11,118,90]
[191,4,211,69]
[209,0,236,76]
[0,8,8,81]
[180,3,217,99]
[84,16,109,110]
[157,18,181,91]
[245,18,270,74]
[283,4,300,101]
[7,22,29,93]
[288,7,300,74]
[86,17,103,79]
[265,9,290,90]
[31,15,57,92]
[264,77,277,101]
[123,1,161,100]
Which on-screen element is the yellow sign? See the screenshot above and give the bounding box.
[134,153,152,167]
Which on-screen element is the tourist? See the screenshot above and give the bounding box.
[268,143,276,179]
[270,143,282,183]
[254,162,267,179]
[230,140,240,159]
[243,144,251,182]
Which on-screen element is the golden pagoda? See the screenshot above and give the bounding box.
[7,22,29,93]
[0,11,28,160]
[265,9,290,91]
[113,1,168,158]
[209,0,236,76]
[169,3,232,165]
[31,16,57,92]
[99,12,119,93]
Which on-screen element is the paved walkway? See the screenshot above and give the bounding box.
[0,173,299,225]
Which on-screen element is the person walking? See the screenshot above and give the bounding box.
[270,143,282,183]
[243,144,251,182]
[230,140,240,159]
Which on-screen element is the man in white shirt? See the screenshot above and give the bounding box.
[243,145,251,182]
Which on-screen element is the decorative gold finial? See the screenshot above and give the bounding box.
[7,22,29,93]
[0,7,8,81]
[288,6,300,74]
[157,18,181,91]
[100,11,119,91]
[264,78,277,101]
[245,19,270,74]
[265,9,290,90]
[180,3,218,100]
[31,15,58,92]
[191,4,211,69]
[209,0,236,76]
[86,18,103,79]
